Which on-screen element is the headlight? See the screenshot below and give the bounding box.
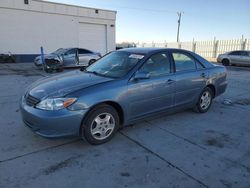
[36,98,77,110]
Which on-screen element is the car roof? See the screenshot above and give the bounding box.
[227,50,250,53]
[118,47,191,54]
[61,48,92,50]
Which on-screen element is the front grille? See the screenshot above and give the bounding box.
[45,59,60,65]
[26,94,40,106]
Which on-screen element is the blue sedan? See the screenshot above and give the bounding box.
[20,48,227,145]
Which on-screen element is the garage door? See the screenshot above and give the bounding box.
[78,23,107,55]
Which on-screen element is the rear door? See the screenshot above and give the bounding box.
[228,51,243,64]
[170,50,208,107]
[128,52,175,119]
[78,49,92,66]
[241,51,250,65]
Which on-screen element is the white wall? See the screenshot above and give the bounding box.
[0,0,116,54]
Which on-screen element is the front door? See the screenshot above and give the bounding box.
[128,52,175,119]
[63,49,77,66]
[78,49,91,66]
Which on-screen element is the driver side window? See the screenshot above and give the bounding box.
[64,49,76,57]
[139,53,171,76]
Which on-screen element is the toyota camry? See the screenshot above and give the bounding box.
[20,48,227,145]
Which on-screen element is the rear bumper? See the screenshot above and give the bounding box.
[216,81,227,97]
[20,97,87,138]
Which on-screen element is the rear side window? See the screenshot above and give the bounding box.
[172,52,196,72]
[64,49,76,56]
[78,49,92,54]
[241,51,250,56]
[229,51,241,56]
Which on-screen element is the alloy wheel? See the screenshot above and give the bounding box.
[200,91,211,110]
[90,113,115,140]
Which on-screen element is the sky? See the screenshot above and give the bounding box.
[46,0,250,43]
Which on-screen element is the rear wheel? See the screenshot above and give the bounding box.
[81,104,119,145]
[193,87,213,113]
[222,59,230,66]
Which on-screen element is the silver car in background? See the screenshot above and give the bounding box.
[34,48,101,67]
[217,50,250,66]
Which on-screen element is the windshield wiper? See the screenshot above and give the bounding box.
[84,70,119,79]
[84,70,105,77]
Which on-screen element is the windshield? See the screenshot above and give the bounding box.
[52,48,68,55]
[86,51,144,78]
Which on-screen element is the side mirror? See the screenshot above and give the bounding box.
[133,71,150,80]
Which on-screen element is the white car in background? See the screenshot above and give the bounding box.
[217,50,250,66]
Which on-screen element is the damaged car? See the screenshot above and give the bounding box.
[34,48,101,72]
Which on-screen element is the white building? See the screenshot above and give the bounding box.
[0,0,116,61]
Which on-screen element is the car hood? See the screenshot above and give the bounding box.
[27,71,114,99]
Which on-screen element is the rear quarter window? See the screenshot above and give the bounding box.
[172,52,196,72]
[229,51,241,56]
[190,52,213,68]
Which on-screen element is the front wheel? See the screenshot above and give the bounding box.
[193,87,213,113]
[44,66,52,73]
[222,59,230,66]
[56,67,64,72]
[81,104,119,145]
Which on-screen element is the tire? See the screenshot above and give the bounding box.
[81,104,120,145]
[222,59,230,66]
[44,66,52,73]
[193,87,213,113]
[88,59,96,66]
[56,67,64,72]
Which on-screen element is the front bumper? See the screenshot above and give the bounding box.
[20,97,88,138]
[216,57,222,63]
[34,59,43,66]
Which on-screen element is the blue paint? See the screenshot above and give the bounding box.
[40,46,45,65]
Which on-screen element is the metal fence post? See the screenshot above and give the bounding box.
[178,43,181,49]
[192,41,196,53]
[40,46,45,65]
[213,40,218,58]
[242,39,247,50]
[212,38,218,58]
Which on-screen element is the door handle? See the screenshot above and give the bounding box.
[166,79,175,85]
